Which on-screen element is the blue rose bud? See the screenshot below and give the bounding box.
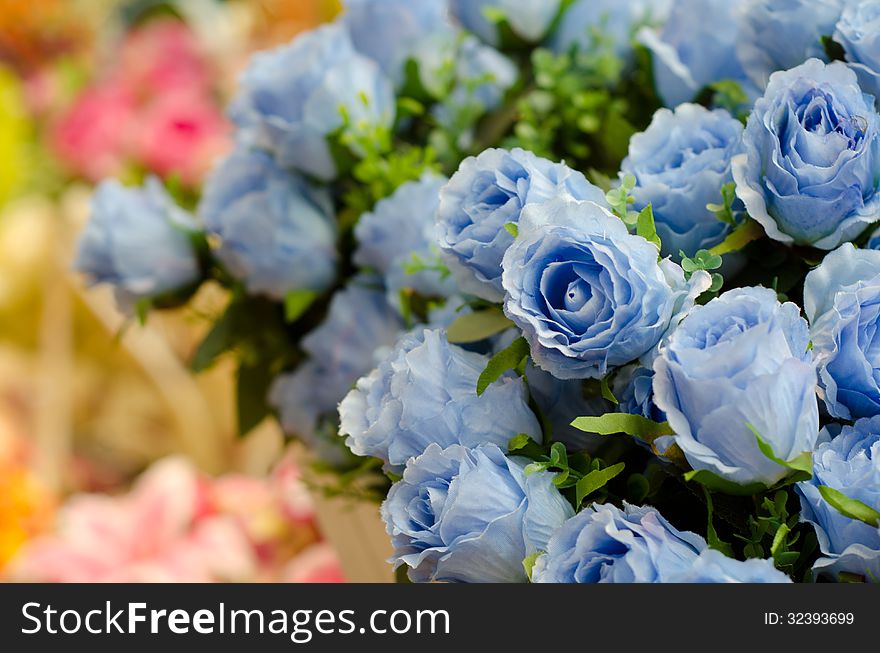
[835,0,880,100]
[200,147,337,300]
[354,174,456,309]
[639,0,753,107]
[436,148,607,302]
[341,0,457,92]
[736,0,843,89]
[796,418,880,581]
[339,329,541,471]
[551,0,670,60]
[449,0,562,46]
[75,178,200,309]
[613,364,666,424]
[733,59,880,250]
[502,198,710,380]
[621,104,745,259]
[229,24,395,181]
[382,443,574,582]
[803,243,880,419]
[269,278,403,442]
[653,287,819,486]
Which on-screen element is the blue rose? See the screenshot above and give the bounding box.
[736,0,843,89]
[501,198,710,380]
[532,503,789,582]
[732,59,880,250]
[341,0,457,94]
[638,0,754,108]
[669,549,792,583]
[797,418,880,581]
[868,225,880,249]
[835,0,880,100]
[449,0,562,45]
[531,503,704,582]
[200,147,337,300]
[613,365,666,424]
[229,24,394,181]
[354,174,456,309]
[803,243,880,419]
[339,329,541,471]
[382,443,574,582]
[431,36,517,147]
[75,178,200,308]
[621,104,745,259]
[551,0,670,59]
[269,278,403,441]
[436,148,607,302]
[653,287,819,486]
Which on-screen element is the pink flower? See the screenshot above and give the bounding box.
[50,83,136,182]
[281,544,346,583]
[133,90,230,187]
[118,19,211,96]
[7,458,256,582]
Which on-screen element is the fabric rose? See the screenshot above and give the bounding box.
[653,287,819,486]
[436,148,607,302]
[229,24,394,181]
[502,197,710,380]
[200,147,337,300]
[431,37,517,145]
[531,503,788,583]
[354,174,456,308]
[736,0,843,89]
[551,0,670,59]
[381,443,574,582]
[803,243,880,419]
[75,178,200,308]
[339,329,541,471]
[613,365,666,423]
[796,418,880,581]
[621,103,745,259]
[732,59,880,250]
[638,0,752,108]
[448,0,562,46]
[835,0,880,100]
[341,0,457,92]
[269,279,403,444]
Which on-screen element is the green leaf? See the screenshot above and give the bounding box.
[750,424,813,479]
[504,222,519,238]
[702,487,735,557]
[236,359,273,436]
[476,336,530,396]
[191,304,238,372]
[570,413,674,440]
[600,375,618,404]
[508,433,532,452]
[284,289,318,323]
[683,469,766,497]
[636,204,661,251]
[708,219,764,256]
[523,552,541,581]
[575,462,625,505]
[818,486,880,527]
[446,309,514,344]
[770,522,790,560]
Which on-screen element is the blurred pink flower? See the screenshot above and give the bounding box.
[7,456,343,583]
[50,83,136,182]
[134,90,230,187]
[118,19,211,97]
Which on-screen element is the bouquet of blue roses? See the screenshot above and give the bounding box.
[75,0,880,583]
